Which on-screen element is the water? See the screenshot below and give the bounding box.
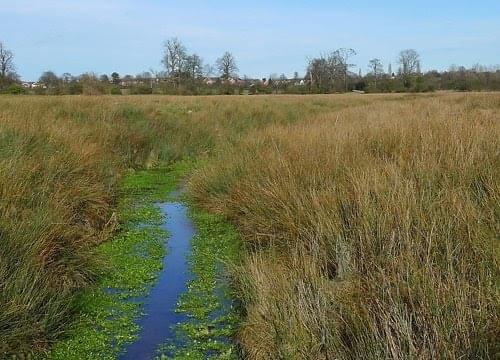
[119,202,195,360]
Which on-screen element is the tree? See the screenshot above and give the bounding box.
[368,58,384,89]
[216,51,238,80]
[0,41,17,88]
[79,72,104,95]
[61,73,73,83]
[333,48,357,92]
[99,74,109,83]
[306,49,356,93]
[111,72,120,85]
[136,71,152,81]
[185,54,204,80]
[307,54,341,92]
[39,71,60,88]
[398,49,420,76]
[122,74,134,84]
[307,57,329,92]
[162,37,187,85]
[398,49,421,89]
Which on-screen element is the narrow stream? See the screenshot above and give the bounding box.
[119,202,195,360]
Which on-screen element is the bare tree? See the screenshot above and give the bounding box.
[99,74,110,83]
[136,71,152,80]
[398,49,420,76]
[306,48,356,92]
[368,58,384,89]
[0,41,16,87]
[307,57,330,91]
[162,38,187,85]
[185,54,204,80]
[334,48,357,92]
[216,51,238,80]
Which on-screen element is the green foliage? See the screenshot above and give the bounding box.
[1,83,26,94]
[68,82,83,94]
[110,86,122,95]
[130,85,153,95]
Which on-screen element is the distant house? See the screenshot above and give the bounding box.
[30,82,47,89]
[227,77,246,85]
[204,77,218,85]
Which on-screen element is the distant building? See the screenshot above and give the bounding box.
[204,77,218,85]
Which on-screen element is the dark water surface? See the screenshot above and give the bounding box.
[119,202,195,360]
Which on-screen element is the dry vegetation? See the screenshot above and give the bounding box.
[0,94,348,355]
[189,94,500,359]
[0,93,498,358]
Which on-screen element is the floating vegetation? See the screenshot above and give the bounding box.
[43,165,189,360]
[156,208,242,360]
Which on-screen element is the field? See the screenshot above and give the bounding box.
[0,93,498,359]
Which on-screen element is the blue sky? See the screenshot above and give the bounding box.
[1,0,499,81]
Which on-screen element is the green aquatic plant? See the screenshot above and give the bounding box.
[42,164,190,359]
[156,207,242,359]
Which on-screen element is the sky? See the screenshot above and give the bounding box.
[1,0,499,81]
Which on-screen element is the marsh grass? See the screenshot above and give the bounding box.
[189,94,500,359]
[0,93,498,358]
[0,94,350,355]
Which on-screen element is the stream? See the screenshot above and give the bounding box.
[43,168,239,359]
[119,201,195,360]
[117,194,240,359]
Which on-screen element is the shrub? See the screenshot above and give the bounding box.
[1,84,26,94]
[110,86,122,95]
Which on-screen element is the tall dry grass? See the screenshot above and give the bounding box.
[0,94,356,355]
[2,93,497,358]
[189,94,500,359]
[0,97,156,354]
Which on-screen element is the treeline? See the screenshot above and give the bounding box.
[1,39,500,95]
